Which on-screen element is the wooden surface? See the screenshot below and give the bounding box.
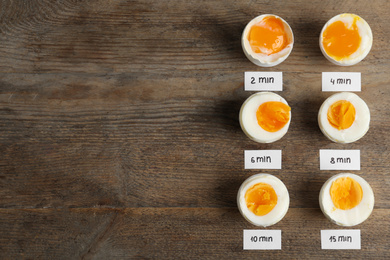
[1,0,390,259]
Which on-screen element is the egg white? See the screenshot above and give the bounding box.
[242,14,294,67]
[240,92,291,143]
[237,174,290,227]
[319,173,374,226]
[319,13,373,66]
[318,92,370,143]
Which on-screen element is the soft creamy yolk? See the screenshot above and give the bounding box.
[322,18,361,60]
[245,183,278,216]
[256,101,291,132]
[330,177,363,210]
[327,100,356,130]
[248,17,289,55]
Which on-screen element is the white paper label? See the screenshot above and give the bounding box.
[322,72,361,92]
[321,230,361,250]
[320,149,360,170]
[245,150,282,169]
[243,230,282,250]
[245,72,283,91]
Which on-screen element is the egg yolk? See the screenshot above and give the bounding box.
[322,17,361,60]
[327,100,356,130]
[248,17,289,55]
[245,183,278,216]
[330,177,363,210]
[256,101,291,132]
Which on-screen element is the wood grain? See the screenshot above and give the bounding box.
[0,0,390,258]
[1,208,389,259]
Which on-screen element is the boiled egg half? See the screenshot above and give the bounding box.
[242,14,294,67]
[318,92,370,143]
[237,174,290,227]
[319,173,374,226]
[240,92,291,143]
[320,13,373,66]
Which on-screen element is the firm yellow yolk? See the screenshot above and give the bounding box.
[245,183,278,216]
[248,17,289,55]
[256,101,291,132]
[327,100,356,130]
[322,18,361,60]
[330,177,363,210]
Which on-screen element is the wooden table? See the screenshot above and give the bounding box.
[1,0,389,258]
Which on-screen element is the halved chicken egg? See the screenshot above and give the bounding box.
[237,174,289,227]
[320,13,373,66]
[318,92,370,143]
[240,92,291,143]
[319,173,374,226]
[242,14,294,67]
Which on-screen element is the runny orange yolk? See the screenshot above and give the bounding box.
[322,18,361,60]
[245,183,278,216]
[327,100,356,130]
[248,17,289,55]
[256,101,291,132]
[330,177,363,210]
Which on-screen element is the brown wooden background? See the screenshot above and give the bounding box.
[1,0,389,259]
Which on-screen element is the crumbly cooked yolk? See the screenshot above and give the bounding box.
[322,17,361,60]
[327,100,356,130]
[256,101,291,132]
[330,177,363,210]
[248,16,289,55]
[245,183,278,216]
